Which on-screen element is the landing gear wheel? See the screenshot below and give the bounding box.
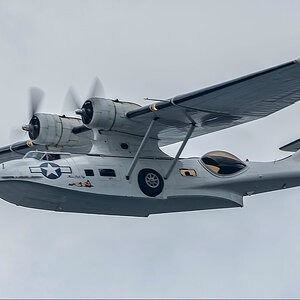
[138,168,164,197]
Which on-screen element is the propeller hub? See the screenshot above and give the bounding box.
[75,108,84,115]
[22,116,40,140]
[78,100,93,125]
[22,124,30,131]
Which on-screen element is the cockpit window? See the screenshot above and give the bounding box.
[24,151,63,161]
[201,151,246,175]
[23,151,45,160]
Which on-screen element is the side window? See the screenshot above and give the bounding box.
[85,169,94,176]
[180,169,197,177]
[99,169,116,177]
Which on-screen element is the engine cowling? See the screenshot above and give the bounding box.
[75,98,141,130]
[25,113,85,146]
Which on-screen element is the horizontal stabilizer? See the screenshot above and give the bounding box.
[279,138,300,152]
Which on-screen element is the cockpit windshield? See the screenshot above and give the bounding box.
[24,151,64,161]
[24,151,45,160]
[201,151,247,175]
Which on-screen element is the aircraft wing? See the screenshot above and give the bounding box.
[127,59,300,146]
[0,141,37,164]
[2,58,300,162]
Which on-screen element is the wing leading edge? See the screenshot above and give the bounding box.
[127,59,300,146]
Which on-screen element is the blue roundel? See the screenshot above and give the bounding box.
[40,162,62,179]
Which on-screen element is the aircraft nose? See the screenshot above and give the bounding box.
[0,162,11,180]
[0,160,27,180]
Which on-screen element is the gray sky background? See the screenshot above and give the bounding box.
[1,0,300,298]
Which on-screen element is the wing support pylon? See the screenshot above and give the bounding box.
[164,122,196,179]
[125,118,158,180]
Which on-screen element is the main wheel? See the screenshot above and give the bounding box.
[138,168,164,197]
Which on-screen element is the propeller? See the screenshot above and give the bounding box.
[14,77,104,141]
[28,87,44,118]
[63,77,106,116]
[62,87,82,113]
[22,87,44,140]
[87,77,105,99]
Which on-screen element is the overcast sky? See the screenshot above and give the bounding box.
[1,0,300,298]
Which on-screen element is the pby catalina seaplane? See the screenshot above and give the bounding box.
[1,59,300,217]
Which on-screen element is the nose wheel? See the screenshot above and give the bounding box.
[138,168,164,197]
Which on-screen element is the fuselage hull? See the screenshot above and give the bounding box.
[0,153,299,216]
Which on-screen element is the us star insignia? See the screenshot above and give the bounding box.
[29,162,72,179]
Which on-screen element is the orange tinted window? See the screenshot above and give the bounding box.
[201,151,246,175]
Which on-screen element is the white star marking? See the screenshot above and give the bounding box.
[41,164,60,177]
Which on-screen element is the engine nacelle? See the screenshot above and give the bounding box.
[28,113,84,147]
[76,98,141,130]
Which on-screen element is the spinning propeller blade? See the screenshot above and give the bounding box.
[29,87,44,119]
[64,77,105,115]
[62,87,82,114]
[87,77,105,99]
[21,87,45,140]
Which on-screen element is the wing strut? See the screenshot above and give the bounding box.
[126,118,158,180]
[164,122,196,180]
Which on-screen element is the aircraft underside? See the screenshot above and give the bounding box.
[0,180,241,217]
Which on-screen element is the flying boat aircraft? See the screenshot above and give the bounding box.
[1,59,300,217]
